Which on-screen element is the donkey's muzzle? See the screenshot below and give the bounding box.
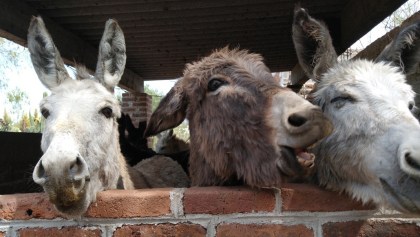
[33,155,91,207]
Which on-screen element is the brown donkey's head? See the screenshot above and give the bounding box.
[145,48,332,187]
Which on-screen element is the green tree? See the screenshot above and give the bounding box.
[0,38,22,91]
[6,87,29,121]
[31,108,43,132]
[173,122,190,142]
[0,109,13,131]
[383,0,420,31]
[18,112,30,132]
[144,84,163,112]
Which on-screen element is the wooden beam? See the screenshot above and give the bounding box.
[0,0,144,93]
[341,0,407,52]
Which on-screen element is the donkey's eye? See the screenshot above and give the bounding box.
[100,107,113,118]
[330,96,354,104]
[330,96,354,109]
[409,102,415,110]
[208,78,227,92]
[41,108,50,118]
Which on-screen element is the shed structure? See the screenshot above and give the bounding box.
[0,0,408,92]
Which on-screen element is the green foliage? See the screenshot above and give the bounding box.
[0,109,13,131]
[173,122,190,142]
[0,108,43,133]
[383,0,420,30]
[6,87,29,121]
[0,37,23,91]
[144,84,163,112]
[18,113,30,132]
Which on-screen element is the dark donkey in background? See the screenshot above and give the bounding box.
[145,47,332,187]
[118,113,189,174]
[293,7,420,213]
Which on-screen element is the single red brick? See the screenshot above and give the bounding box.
[132,101,148,107]
[85,189,171,218]
[323,220,420,237]
[280,183,375,212]
[184,186,275,214]
[19,227,101,237]
[122,97,135,102]
[113,224,206,237]
[0,193,62,220]
[216,223,313,237]
[123,107,136,112]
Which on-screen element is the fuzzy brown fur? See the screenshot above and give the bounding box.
[145,48,331,187]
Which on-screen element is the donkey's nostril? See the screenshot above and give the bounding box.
[405,153,420,171]
[70,156,83,174]
[288,113,308,127]
[68,156,89,190]
[37,160,46,178]
[33,160,47,185]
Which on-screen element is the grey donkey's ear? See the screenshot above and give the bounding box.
[375,22,420,75]
[292,7,337,81]
[27,16,70,90]
[95,19,126,92]
[144,81,187,137]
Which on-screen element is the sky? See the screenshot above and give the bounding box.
[0,0,418,119]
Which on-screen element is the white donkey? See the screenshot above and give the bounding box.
[29,17,133,217]
[293,8,420,213]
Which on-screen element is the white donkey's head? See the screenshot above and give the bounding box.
[29,16,130,217]
[293,8,420,213]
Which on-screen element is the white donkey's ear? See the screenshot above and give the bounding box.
[375,22,420,75]
[292,7,338,81]
[95,19,126,92]
[28,16,70,90]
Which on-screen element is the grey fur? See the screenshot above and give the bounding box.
[292,7,420,214]
[375,22,420,74]
[27,17,69,89]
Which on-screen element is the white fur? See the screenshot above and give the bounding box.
[314,59,420,211]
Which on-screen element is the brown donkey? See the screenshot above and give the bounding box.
[145,48,332,187]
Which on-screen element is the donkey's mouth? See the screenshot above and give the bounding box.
[279,146,315,177]
[282,146,315,164]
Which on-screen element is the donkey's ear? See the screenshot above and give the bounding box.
[125,114,136,135]
[27,16,70,90]
[95,19,126,92]
[138,121,147,135]
[375,22,420,75]
[292,7,337,81]
[144,82,187,137]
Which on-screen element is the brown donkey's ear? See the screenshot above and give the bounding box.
[292,7,337,82]
[144,81,188,137]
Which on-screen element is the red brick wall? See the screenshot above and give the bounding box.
[1,184,420,237]
[121,92,152,127]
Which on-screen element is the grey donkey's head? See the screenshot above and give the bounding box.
[293,7,420,214]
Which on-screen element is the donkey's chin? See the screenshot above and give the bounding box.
[46,186,90,218]
[380,178,420,214]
